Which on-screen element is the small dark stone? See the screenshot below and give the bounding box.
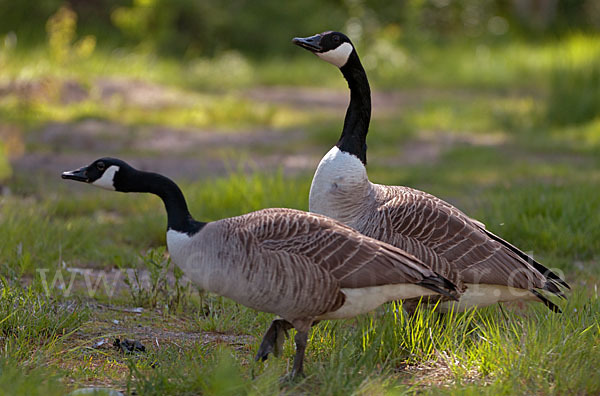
[113,338,146,353]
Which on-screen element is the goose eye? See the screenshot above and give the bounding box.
[97,161,105,171]
[333,35,340,43]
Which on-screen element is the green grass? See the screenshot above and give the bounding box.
[0,280,88,340]
[479,184,600,263]
[0,281,88,395]
[546,56,600,126]
[121,293,600,395]
[0,357,69,396]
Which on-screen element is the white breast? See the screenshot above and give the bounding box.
[166,227,251,304]
[309,146,370,223]
[166,229,192,262]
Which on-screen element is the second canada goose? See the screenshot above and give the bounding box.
[62,157,458,377]
[293,31,569,312]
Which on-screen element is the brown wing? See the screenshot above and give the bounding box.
[365,185,565,293]
[236,208,456,296]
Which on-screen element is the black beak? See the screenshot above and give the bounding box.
[61,166,89,182]
[292,34,322,52]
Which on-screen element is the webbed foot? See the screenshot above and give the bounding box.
[255,319,292,362]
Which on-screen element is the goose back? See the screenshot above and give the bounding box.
[312,178,560,295]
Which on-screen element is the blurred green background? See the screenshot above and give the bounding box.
[2,0,600,56]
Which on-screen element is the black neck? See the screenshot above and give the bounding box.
[123,169,206,235]
[337,51,371,165]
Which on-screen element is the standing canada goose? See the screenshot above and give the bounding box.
[293,31,569,312]
[62,157,458,377]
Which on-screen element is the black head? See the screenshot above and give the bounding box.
[62,157,133,191]
[293,31,355,68]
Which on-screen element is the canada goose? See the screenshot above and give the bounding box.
[293,31,569,312]
[62,157,458,377]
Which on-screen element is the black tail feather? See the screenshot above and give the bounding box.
[483,229,570,290]
[531,289,562,313]
[544,280,566,299]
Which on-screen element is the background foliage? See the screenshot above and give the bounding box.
[1,0,599,57]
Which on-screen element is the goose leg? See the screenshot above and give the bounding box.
[290,330,308,379]
[400,298,420,315]
[255,319,292,361]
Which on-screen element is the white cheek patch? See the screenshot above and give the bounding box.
[92,165,119,190]
[316,42,353,68]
